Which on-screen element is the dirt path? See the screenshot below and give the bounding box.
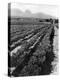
[51,26,58,74]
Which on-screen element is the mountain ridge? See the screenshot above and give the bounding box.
[10,8,57,19]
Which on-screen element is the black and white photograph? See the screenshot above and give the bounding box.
[8,3,59,77]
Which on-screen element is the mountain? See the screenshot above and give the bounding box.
[33,13,51,18]
[11,8,23,17]
[10,8,56,19]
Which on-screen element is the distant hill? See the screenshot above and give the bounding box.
[9,8,56,19]
[10,8,23,17]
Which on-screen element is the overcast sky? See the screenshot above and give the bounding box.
[11,3,58,18]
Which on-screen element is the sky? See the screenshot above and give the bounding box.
[11,3,58,18]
